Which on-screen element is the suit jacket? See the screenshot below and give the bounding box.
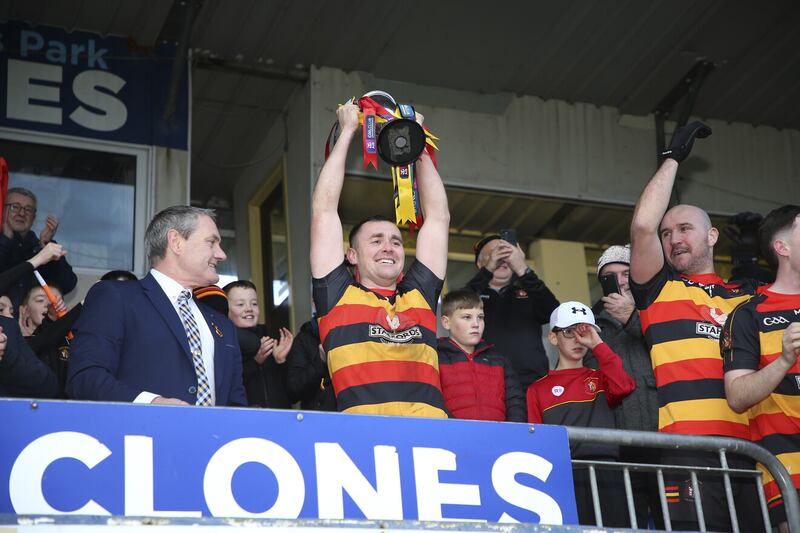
[66,273,246,406]
[0,315,59,398]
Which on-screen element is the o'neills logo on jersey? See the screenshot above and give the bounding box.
[369,324,423,343]
[696,322,721,339]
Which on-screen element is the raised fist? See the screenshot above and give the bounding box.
[661,121,712,163]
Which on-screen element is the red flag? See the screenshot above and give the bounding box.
[0,157,9,234]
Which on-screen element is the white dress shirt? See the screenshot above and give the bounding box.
[134,269,216,405]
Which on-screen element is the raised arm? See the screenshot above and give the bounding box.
[414,146,450,280]
[629,121,711,284]
[629,159,676,284]
[310,103,359,279]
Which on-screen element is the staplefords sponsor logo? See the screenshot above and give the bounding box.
[696,322,721,339]
[368,325,422,344]
[763,316,790,326]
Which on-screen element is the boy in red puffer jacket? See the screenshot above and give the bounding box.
[437,289,526,422]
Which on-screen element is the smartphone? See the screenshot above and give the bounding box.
[499,228,517,246]
[599,273,620,296]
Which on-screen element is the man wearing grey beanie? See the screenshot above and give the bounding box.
[587,244,661,528]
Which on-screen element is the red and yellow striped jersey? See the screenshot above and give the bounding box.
[722,289,800,514]
[631,265,758,437]
[314,261,447,418]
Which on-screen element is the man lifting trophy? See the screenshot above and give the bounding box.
[324,91,439,227]
[311,93,450,418]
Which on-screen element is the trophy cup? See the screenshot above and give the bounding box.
[324,91,439,227]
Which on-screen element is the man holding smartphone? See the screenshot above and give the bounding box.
[467,230,559,391]
[588,244,661,527]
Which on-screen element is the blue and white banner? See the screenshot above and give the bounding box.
[0,21,188,149]
[1,400,577,524]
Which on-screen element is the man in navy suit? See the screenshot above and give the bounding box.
[66,206,246,406]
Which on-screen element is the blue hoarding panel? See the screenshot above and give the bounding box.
[1,399,577,524]
[0,21,188,149]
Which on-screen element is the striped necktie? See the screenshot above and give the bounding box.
[177,289,212,406]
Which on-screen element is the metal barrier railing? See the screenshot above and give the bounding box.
[566,427,800,532]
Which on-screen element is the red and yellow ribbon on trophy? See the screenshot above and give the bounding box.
[324,91,439,229]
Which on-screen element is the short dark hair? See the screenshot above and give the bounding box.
[144,206,216,265]
[223,279,257,294]
[100,270,137,281]
[441,289,483,317]
[759,205,800,268]
[348,215,395,248]
[7,187,37,206]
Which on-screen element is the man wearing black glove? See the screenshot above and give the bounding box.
[659,121,711,163]
[629,121,761,531]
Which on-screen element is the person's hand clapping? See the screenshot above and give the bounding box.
[272,327,294,364]
[39,215,59,245]
[254,336,276,365]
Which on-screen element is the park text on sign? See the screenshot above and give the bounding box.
[5,29,125,131]
[0,21,188,149]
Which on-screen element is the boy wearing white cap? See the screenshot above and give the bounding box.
[527,301,635,527]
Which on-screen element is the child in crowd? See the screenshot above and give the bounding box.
[19,284,80,396]
[527,301,635,527]
[0,295,13,318]
[437,288,526,422]
[19,285,65,337]
[223,280,293,408]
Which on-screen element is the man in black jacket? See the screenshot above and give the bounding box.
[0,187,77,310]
[285,318,337,411]
[467,235,559,390]
[0,315,59,398]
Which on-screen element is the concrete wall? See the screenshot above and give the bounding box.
[229,65,800,330]
[311,66,799,214]
[232,83,313,330]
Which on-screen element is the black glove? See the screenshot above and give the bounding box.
[660,121,712,163]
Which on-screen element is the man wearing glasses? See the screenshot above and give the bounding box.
[0,187,77,310]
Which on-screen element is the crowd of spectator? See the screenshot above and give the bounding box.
[2,113,799,531]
